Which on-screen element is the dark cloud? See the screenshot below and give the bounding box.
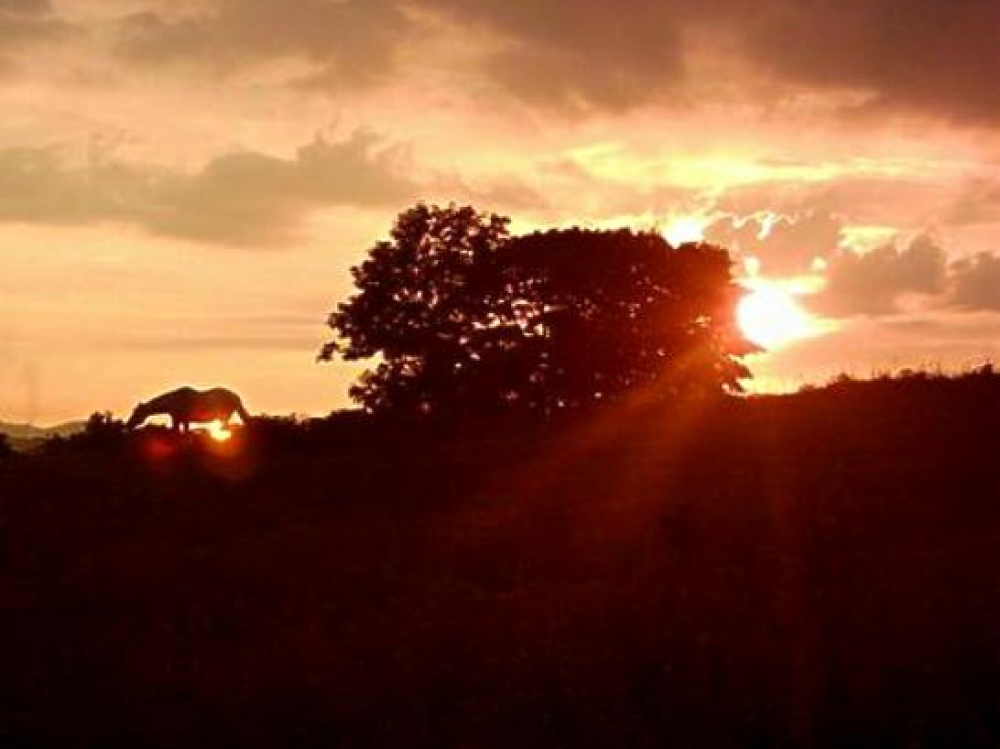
[146,132,419,245]
[113,0,687,109]
[425,1,685,112]
[948,252,1000,311]
[0,132,418,246]
[104,1,1000,124]
[814,235,948,316]
[0,0,52,18]
[421,0,1000,122]
[0,0,72,48]
[704,211,842,274]
[116,0,409,88]
[739,0,1000,125]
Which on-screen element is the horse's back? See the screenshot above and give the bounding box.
[164,386,237,402]
[204,387,242,405]
[162,386,197,400]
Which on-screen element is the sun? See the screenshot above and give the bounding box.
[737,286,811,349]
[662,215,706,246]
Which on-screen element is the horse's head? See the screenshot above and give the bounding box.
[125,401,149,430]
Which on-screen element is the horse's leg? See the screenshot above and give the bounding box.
[235,401,252,426]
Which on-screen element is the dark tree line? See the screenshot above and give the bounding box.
[320,204,756,415]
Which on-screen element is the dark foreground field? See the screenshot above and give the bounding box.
[2,374,998,748]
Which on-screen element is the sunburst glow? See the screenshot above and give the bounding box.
[737,286,812,349]
[205,420,233,442]
[663,215,707,246]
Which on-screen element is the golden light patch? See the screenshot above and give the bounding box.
[205,420,232,442]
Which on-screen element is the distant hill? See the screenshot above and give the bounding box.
[0,420,86,450]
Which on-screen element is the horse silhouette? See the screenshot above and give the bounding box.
[126,387,252,433]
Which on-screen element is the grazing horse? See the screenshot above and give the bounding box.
[126,387,252,433]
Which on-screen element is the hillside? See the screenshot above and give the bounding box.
[0,419,85,450]
[1,373,998,748]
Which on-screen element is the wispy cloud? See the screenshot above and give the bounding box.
[0,131,419,246]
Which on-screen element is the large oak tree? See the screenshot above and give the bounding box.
[321,204,755,414]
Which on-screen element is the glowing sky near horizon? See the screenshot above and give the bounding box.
[0,0,998,424]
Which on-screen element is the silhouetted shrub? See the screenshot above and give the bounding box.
[77,411,127,445]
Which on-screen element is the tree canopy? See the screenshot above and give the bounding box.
[320,203,756,415]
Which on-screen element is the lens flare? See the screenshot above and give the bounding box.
[206,420,232,442]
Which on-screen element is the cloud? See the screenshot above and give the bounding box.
[738,0,1000,125]
[0,0,49,11]
[946,179,1000,225]
[431,0,1000,123]
[429,174,550,214]
[115,0,410,88]
[704,173,962,264]
[0,131,419,246]
[704,211,842,274]
[423,1,686,112]
[948,252,1000,311]
[113,1,687,111]
[0,146,138,224]
[715,174,952,223]
[101,1,1000,125]
[814,235,948,316]
[0,0,75,82]
[406,0,1000,124]
[0,0,72,47]
[147,132,419,244]
[521,155,698,220]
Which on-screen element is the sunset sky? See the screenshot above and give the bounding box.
[1,0,998,424]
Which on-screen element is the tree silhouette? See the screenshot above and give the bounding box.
[64,411,127,449]
[497,229,756,410]
[322,204,756,414]
[319,203,513,413]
